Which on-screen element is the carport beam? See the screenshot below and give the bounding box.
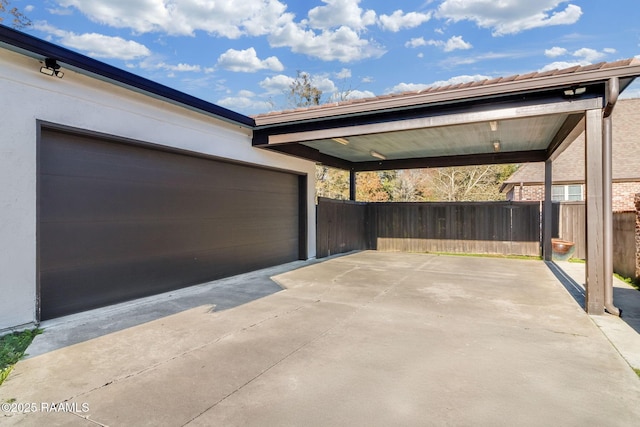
[543,160,553,261]
[585,108,605,315]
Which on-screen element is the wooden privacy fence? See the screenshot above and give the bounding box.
[316,198,368,258]
[316,198,541,258]
[553,202,586,260]
[370,201,541,255]
[317,197,640,282]
[613,211,636,279]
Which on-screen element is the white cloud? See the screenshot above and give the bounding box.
[311,74,338,93]
[379,9,431,32]
[406,37,427,48]
[388,74,491,94]
[440,51,519,67]
[429,74,491,87]
[408,36,471,52]
[138,57,202,73]
[335,68,352,79]
[56,0,385,63]
[57,0,292,38]
[307,0,376,31]
[442,35,472,52]
[162,63,201,72]
[539,60,589,72]
[24,5,34,12]
[438,0,582,36]
[34,23,151,60]
[388,82,431,93]
[47,8,74,16]
[545,46,567,57]
[572,47,605,62]
[544,46,615,65]
[217,95,273,114]
[216,47,284,73]
[269,23,386,62]
[344,89,376,99]
[259,74,295,94]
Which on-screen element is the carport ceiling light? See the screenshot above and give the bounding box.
[370,150,386,160]
[332,137,350,145]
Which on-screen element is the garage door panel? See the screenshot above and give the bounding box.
[42,215,299,270]
[42,132,298,194]
[41,237,298,319]
[42,174,298,223]
[39,128,302,319]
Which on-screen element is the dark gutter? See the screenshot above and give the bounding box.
[0,25,255,128]
[351,150,548,172]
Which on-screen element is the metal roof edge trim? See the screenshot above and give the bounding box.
[0,25,255,128]
[254,61,640,127]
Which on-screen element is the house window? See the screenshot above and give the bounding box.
[552,184,583,202]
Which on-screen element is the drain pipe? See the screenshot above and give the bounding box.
[603,77,621,316]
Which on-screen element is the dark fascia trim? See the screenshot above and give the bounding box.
[267,148,547,172]
[351,150,548,172]
[0,25,255,128]
[266,144,352,170]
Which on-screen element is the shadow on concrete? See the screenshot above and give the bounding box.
[27,259,317,358]
[548,260,640,335]
[545,261,585,308]
[614,287,640,335]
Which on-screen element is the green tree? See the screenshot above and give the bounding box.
[356,172,390,202]
[0,0,31,28]
[315,166,349,200]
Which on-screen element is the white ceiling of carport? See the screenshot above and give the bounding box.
[300,113,568,162]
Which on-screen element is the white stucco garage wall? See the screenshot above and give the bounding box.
[0,49,316,332]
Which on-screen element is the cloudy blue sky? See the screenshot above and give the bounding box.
[16,0,640,115]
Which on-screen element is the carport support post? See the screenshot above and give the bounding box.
[585,108,605,315]
[349,169,356,201]
[543,160,553,261]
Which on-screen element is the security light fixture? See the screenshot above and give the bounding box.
[489,121,498,132]
[369,150,386,160]
[40,58,64,78]
[563,86,586,97]
[332,137,350,145]
[493,140,501,152]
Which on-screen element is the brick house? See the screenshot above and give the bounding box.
[501,98,640,212]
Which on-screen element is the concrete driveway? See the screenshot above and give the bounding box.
[2,251,640,426]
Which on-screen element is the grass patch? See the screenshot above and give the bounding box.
[634,368,640,378]
[614,273,640,291]
[0,329,42,386]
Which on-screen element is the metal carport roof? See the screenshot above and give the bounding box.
[252,59,640,171]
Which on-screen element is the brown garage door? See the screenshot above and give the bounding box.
[39,127,304,320]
